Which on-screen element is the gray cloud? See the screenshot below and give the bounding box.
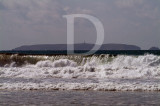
[0,2,6,10]
[114,0,144,8]
[0,0,160,50]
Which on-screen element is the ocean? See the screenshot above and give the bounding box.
[0,50,160,105]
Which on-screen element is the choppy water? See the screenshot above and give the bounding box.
[0,54,160,91]
[0,90,160,106]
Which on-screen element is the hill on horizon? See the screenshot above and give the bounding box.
[149,47,160,50]
[13,43,141,51]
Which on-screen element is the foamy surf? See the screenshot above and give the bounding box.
[0,54,160,91]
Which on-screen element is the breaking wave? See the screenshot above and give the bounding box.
[0,54,160,91]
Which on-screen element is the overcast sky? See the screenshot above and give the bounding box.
[0,0,160,50]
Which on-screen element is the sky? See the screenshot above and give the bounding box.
[0,0,160,50]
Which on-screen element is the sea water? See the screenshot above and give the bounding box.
[0,54,160,91]
[1,90,160,105]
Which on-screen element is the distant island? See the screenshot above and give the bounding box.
[13,43,141,51]
[149,47,160,50]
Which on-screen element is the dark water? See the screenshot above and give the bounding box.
[0,91,160,106]
[0,50,160,55]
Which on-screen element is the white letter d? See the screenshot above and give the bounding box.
[63,14,104,55]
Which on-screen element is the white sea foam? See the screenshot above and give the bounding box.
[0,54,160,91]
[1,81,160,91]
